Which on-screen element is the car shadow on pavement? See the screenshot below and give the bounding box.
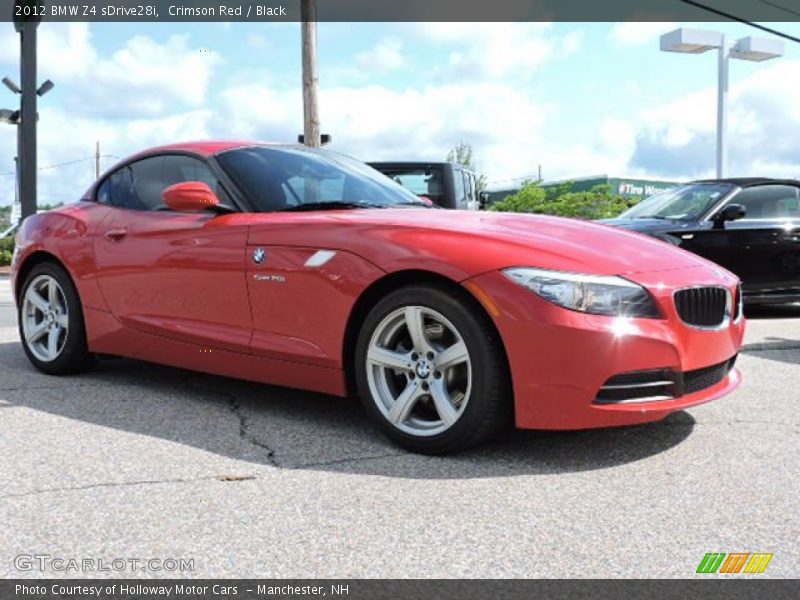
[741,338,800,366]
[0,341,696,479]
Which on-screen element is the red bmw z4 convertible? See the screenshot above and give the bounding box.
[11,142,745,453]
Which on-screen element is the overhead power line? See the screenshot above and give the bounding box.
[0,154,120,178]
[679,0,800,44]
[750,0,800,20]
[486,174,542,187]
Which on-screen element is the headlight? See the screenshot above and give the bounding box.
[503,267,661,318]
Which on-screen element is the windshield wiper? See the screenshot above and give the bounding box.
[278,201,386,212]
[393,201,436,208]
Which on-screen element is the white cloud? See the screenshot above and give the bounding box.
[0,25,221,119]
[219,80,554,184]
[630,59,800,179]
[609,22,676,47]
[355,38,407,72]
[413,23,579,81]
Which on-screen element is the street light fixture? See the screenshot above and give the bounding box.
[660,28,784,178]
[0,108,20,124]
[36,79,54,96]
[2,76,21,94]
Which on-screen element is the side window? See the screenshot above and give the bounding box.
[453,169,466,208]
[97,155,232,211]
[729,185,800,219]
[162,155,234,209]
[97,165,141,210]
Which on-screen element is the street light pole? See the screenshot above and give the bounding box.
[716,34,729,178]
[660,28,784,179]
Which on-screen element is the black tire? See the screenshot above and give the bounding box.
[18,262,96,375]
[355,283,512,454]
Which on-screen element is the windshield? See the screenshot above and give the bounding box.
[216,146,426,211]
[620,183,734,221]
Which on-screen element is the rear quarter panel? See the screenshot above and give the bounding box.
[12,202,110,311]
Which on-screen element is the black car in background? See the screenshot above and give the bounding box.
[602,178,800,305]
[368,161,481,210]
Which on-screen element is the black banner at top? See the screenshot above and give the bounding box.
[5,0,800,23]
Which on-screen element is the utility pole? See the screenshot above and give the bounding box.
[301,0,320,148]
[95,141,100,179]
[17,12,39,219]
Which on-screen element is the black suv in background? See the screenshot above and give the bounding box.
[368,161,481,210]
[602,178,800,305]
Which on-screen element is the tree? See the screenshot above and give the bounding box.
[446,141,488,192]
[489,180,547,213]
[490,182,629,220]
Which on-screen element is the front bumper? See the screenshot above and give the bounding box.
[463,267,745,430]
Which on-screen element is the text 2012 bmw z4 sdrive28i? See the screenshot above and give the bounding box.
[11,142,745,453]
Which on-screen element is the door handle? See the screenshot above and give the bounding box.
[104,228,127,242]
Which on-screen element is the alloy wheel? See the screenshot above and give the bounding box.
[366,305,472,437]
[21,274,69,363]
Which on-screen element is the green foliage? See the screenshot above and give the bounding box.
[0,236,13,266]
[488,179,546,213]
[0,205,10,230]
[446,141,488,192]
[490,181,630,220]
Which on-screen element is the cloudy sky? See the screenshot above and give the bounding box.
[0,20,799,206]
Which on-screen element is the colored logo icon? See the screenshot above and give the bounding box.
[696,552,773,574]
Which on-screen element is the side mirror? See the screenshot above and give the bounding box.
[162,181,220,212]
[715,203,747,225]
[479,191,490,208]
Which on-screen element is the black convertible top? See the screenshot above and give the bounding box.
[691,177,800,188]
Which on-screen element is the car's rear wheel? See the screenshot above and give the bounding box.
[355,284,511,454]
[18,262,95,375]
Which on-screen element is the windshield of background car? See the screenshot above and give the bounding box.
[381,168,445,202]
[620,183,734,221]
[216,146,425,211]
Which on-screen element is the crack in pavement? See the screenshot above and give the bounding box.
[0,474,233,500]
[181,374,413,470]
[183,374,280,468]
[291,451,408,469]
[0,384,107,392]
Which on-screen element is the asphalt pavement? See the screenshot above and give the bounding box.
[0,274,798,578]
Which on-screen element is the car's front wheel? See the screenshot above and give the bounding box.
[18,262,95,375]
[355,284,511,454]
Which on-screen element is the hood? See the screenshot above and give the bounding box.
[599,217,696,235]
[241,208,723,280]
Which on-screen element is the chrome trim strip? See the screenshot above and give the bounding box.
[733,283,744,324]
[596,395,674,405]
[600,381,674,390]
[304,250,337,268]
